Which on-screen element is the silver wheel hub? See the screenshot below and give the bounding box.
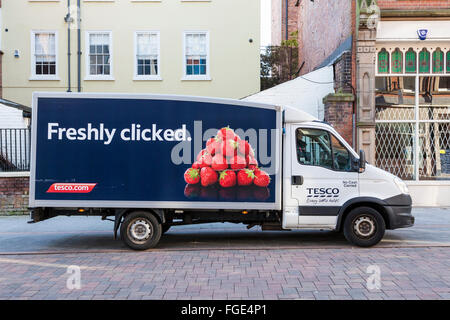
[129,219,152,242]
[354,216,376,238]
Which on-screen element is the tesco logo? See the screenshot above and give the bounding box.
[307,188,339,196]
[47,183,97,193]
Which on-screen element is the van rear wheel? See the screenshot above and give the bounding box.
[121,211,162,250]
[343,207,385,247]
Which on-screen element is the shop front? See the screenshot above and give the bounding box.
[375,20,450,206]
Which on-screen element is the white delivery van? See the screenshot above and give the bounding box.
[29,93,414,249]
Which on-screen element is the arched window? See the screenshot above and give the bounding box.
[378,49,389,74]
[391,48,403,73]
[432,48,444,73]
[405,48,416,74]
[447,50,450,73]
[419,48,430,73]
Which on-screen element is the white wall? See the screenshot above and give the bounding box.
[0,104,28,129]
[243,66,334,119]
[407,183,450,207]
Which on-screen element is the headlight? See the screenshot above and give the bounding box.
[394,177,409,194]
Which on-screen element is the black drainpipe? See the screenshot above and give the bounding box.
[65,0,72,92]
[285,0,289,40]
[77,0,81,92]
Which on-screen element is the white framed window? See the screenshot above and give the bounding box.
[183,31,210,80]
[85,31,113,80]
[30,31,59,80]
[134,31,161,80]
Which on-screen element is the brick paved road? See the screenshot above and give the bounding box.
[0,247,449,300]
[0,208,449,300]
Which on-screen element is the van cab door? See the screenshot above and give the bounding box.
[290,125,359,227]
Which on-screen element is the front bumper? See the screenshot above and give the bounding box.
[383,194,414,229]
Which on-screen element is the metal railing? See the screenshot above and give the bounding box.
[0,128,31,172]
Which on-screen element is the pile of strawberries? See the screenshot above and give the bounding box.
[184,127,271,189]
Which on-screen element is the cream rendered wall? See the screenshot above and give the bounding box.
[2,0,260,106]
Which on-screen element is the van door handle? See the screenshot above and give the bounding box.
[292,176,303,185]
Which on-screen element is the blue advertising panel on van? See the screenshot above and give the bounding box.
[33,96,279,205]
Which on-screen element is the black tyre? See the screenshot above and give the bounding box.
[162,224,171,234]
[343,206,385,247]
[120,211,162,250]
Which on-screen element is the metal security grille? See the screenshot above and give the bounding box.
[0,128,31,172]
[375,73,450,181]
[375,122,415,180]
[419,122,450,179]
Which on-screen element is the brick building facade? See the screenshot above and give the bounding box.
[272,0,450,206]
[272,0,357,146]
[0,176,29,215]
[377,0,450,10]
[272,0,300,45]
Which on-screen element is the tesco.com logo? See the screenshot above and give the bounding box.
[47,183,97,193]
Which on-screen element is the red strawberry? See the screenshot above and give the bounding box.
[184,168,200,185]
[198,152,212,168]
[254,170,270,187]
[229,155,246,170]
[221,139,238,157]
[206,138,221,155]
[206,137,216,146]
[237,140,253,156]
[217,126,236,141]
[200,167,218,187]
[219,170,236,188]
[246,155,258,170]
[196,149,207,161]
[211,154,228,171]
[192,161,201,169]
[237,169,255,186]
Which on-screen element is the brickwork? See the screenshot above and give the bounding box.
[0,177,29,215]
[271,0,282,45]
[277,0,356,147]
[333,52,353,94]
[323,94,355,146]
[297,0,353,75]
[280,0,299,43]
[378,0,450,10]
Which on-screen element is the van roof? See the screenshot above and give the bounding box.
[283,105,318,123]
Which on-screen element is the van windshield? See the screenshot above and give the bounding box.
[296,128,352,171]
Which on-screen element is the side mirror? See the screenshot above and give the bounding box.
[359,149,366,173]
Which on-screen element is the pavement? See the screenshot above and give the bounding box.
[0,208,449,299]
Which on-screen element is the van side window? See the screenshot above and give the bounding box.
[296,128,333,169]
[331,134,351,171]
[296,128,352,171]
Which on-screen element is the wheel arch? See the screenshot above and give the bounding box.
[113,208,165,239]
[336,197,391,232]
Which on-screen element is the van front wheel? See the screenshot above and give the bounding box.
[121,211,162,250]
[343,207,385,247]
